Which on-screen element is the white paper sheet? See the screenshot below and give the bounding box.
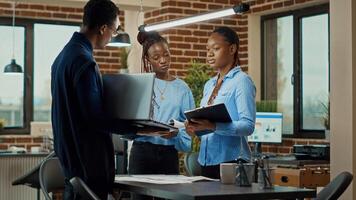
[169,119,185,129]
[115,175,217,184]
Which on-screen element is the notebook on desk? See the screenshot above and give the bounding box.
[103,73,177,132]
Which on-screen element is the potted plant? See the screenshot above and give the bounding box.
[256,100,277,112]
[119,48,130,73]
[183,60,213,176]
[320,96,330,140]
[0,118,5,130]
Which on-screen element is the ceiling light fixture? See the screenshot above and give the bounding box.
[138,3,250,32]
[4,1,22,73]
[107,30,131,47]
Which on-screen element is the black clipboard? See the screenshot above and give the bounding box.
[184,103,232,123]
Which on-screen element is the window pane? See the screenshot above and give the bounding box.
[0,26,25,128]
[264,16,294,135]
[33,24,79,122]
[301,14,329,130]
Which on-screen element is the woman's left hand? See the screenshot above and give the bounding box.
[160,130,178,139]
[189,119,216,132]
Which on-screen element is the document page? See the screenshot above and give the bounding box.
[115,175,217,184]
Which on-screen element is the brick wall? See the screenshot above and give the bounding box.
[0,0,328,151]
[258,138,328,154]
[0,135,47,152]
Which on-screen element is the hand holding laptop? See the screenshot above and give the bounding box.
[137,129,178,139]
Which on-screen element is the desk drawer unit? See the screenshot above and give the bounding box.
[273,167,330,188]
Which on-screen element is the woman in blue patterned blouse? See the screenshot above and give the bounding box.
[128,31,195,200]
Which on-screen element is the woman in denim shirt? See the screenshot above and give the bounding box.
[185,27,256,179]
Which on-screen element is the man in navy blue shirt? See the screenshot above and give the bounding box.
[51,0,135,199]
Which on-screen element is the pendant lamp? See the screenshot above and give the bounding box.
[4,1,23,73]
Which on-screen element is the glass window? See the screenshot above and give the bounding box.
[262,5,329,138]
[0,25,25,128]
[301,14,329,130]
[33,24,79,122]
[263,16,294,135]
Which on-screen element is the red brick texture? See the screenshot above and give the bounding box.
[144,0,249,76]
[251,138,329,155]
[0,135,46,151]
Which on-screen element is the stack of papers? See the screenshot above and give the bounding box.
[115,175,217,184]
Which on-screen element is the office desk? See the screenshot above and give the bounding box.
[114,180,316,200]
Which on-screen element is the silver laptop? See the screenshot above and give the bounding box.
[103,73,176,131]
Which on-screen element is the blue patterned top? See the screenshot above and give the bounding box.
[135,78,195,152]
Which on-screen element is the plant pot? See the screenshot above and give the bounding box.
[184,152,201,176]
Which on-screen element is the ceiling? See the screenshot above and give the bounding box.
[2,0,161,11]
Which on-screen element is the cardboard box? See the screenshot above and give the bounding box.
[273,167,330,188]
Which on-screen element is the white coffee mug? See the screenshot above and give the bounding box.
[220,163,237,184]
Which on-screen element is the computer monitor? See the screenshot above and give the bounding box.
[248,112,283,157]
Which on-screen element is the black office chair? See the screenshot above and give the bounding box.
[12,151,56,200]
[70,177,101,200]
[315,171,353,200]
[39,157,65,200]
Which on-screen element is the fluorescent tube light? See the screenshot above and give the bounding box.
[139,3,249,32]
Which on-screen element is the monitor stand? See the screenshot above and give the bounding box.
[252,142,262,158]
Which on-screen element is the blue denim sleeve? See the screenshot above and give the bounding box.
[174,128,192,152]
[173,89,195,152]
[214,76,256,137]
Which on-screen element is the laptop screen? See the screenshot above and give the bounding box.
[102,73,155,120]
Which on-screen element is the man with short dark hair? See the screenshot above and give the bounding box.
[51,0,133,199]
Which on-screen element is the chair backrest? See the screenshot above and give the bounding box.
[12,151,56,188]
[316,171,353,200]
[70,177,101,200]
[39,157,65,200]
[184,152,201,176]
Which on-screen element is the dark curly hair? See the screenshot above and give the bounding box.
[137,31,169,72]
[83,0,119,30]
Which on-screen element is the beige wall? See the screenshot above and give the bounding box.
[125,10,144,74]
[248,14,261,101]
[330,0,356,199]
